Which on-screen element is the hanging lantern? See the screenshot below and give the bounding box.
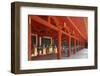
[39,50,42,55]
[43,48,46,55]
[49,46,53,54]
[34,47,38,56]
[54,46,57,54]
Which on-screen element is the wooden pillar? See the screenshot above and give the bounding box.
[57,31,62,59]
[81,42,82,49]
[79,41,80,51]
[78,41,80,51]
[68,36,71,57]
[82,42,83,48]
[80,42,82,50]
[83,42,85,48]
[74,39,76,54]
[80,42,81,50]
[28,16,32,60]
[37,35,40,56]
[81,42,83,49]
[83,42,84,48]
[37,35,41,47]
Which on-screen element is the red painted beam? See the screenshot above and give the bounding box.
[31,16,71,38]
[31,16,59,31]
[63,22,70,33]
[31,16,83,42]
[66,17,86,41]
[69,17,87,41]
[51,16,59,26]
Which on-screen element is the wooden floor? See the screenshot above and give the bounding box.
[63,48,88,59]
[31,48,88,61]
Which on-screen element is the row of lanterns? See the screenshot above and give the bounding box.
[31,46,58,57]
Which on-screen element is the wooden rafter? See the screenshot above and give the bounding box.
[31,16,85,41]
[66,17,86,41]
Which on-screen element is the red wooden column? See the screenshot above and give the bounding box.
[68,36,71,57]
[81,42,82,49]
[81,42,83,49]
[79,42,81,50]
[28,16,32,60]
[83,42,85,48]
[57,31,62,59]
[74,39,76,54]
[78,41,80,51]
[79,41,80,51]
[83,42,84,48]
[80,42,81,50]
[37,35,40,56]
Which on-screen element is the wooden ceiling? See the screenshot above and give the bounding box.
[30,15,88,42]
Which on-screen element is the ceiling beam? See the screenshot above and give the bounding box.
[31,16,83,41]
[66,17,86,41]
